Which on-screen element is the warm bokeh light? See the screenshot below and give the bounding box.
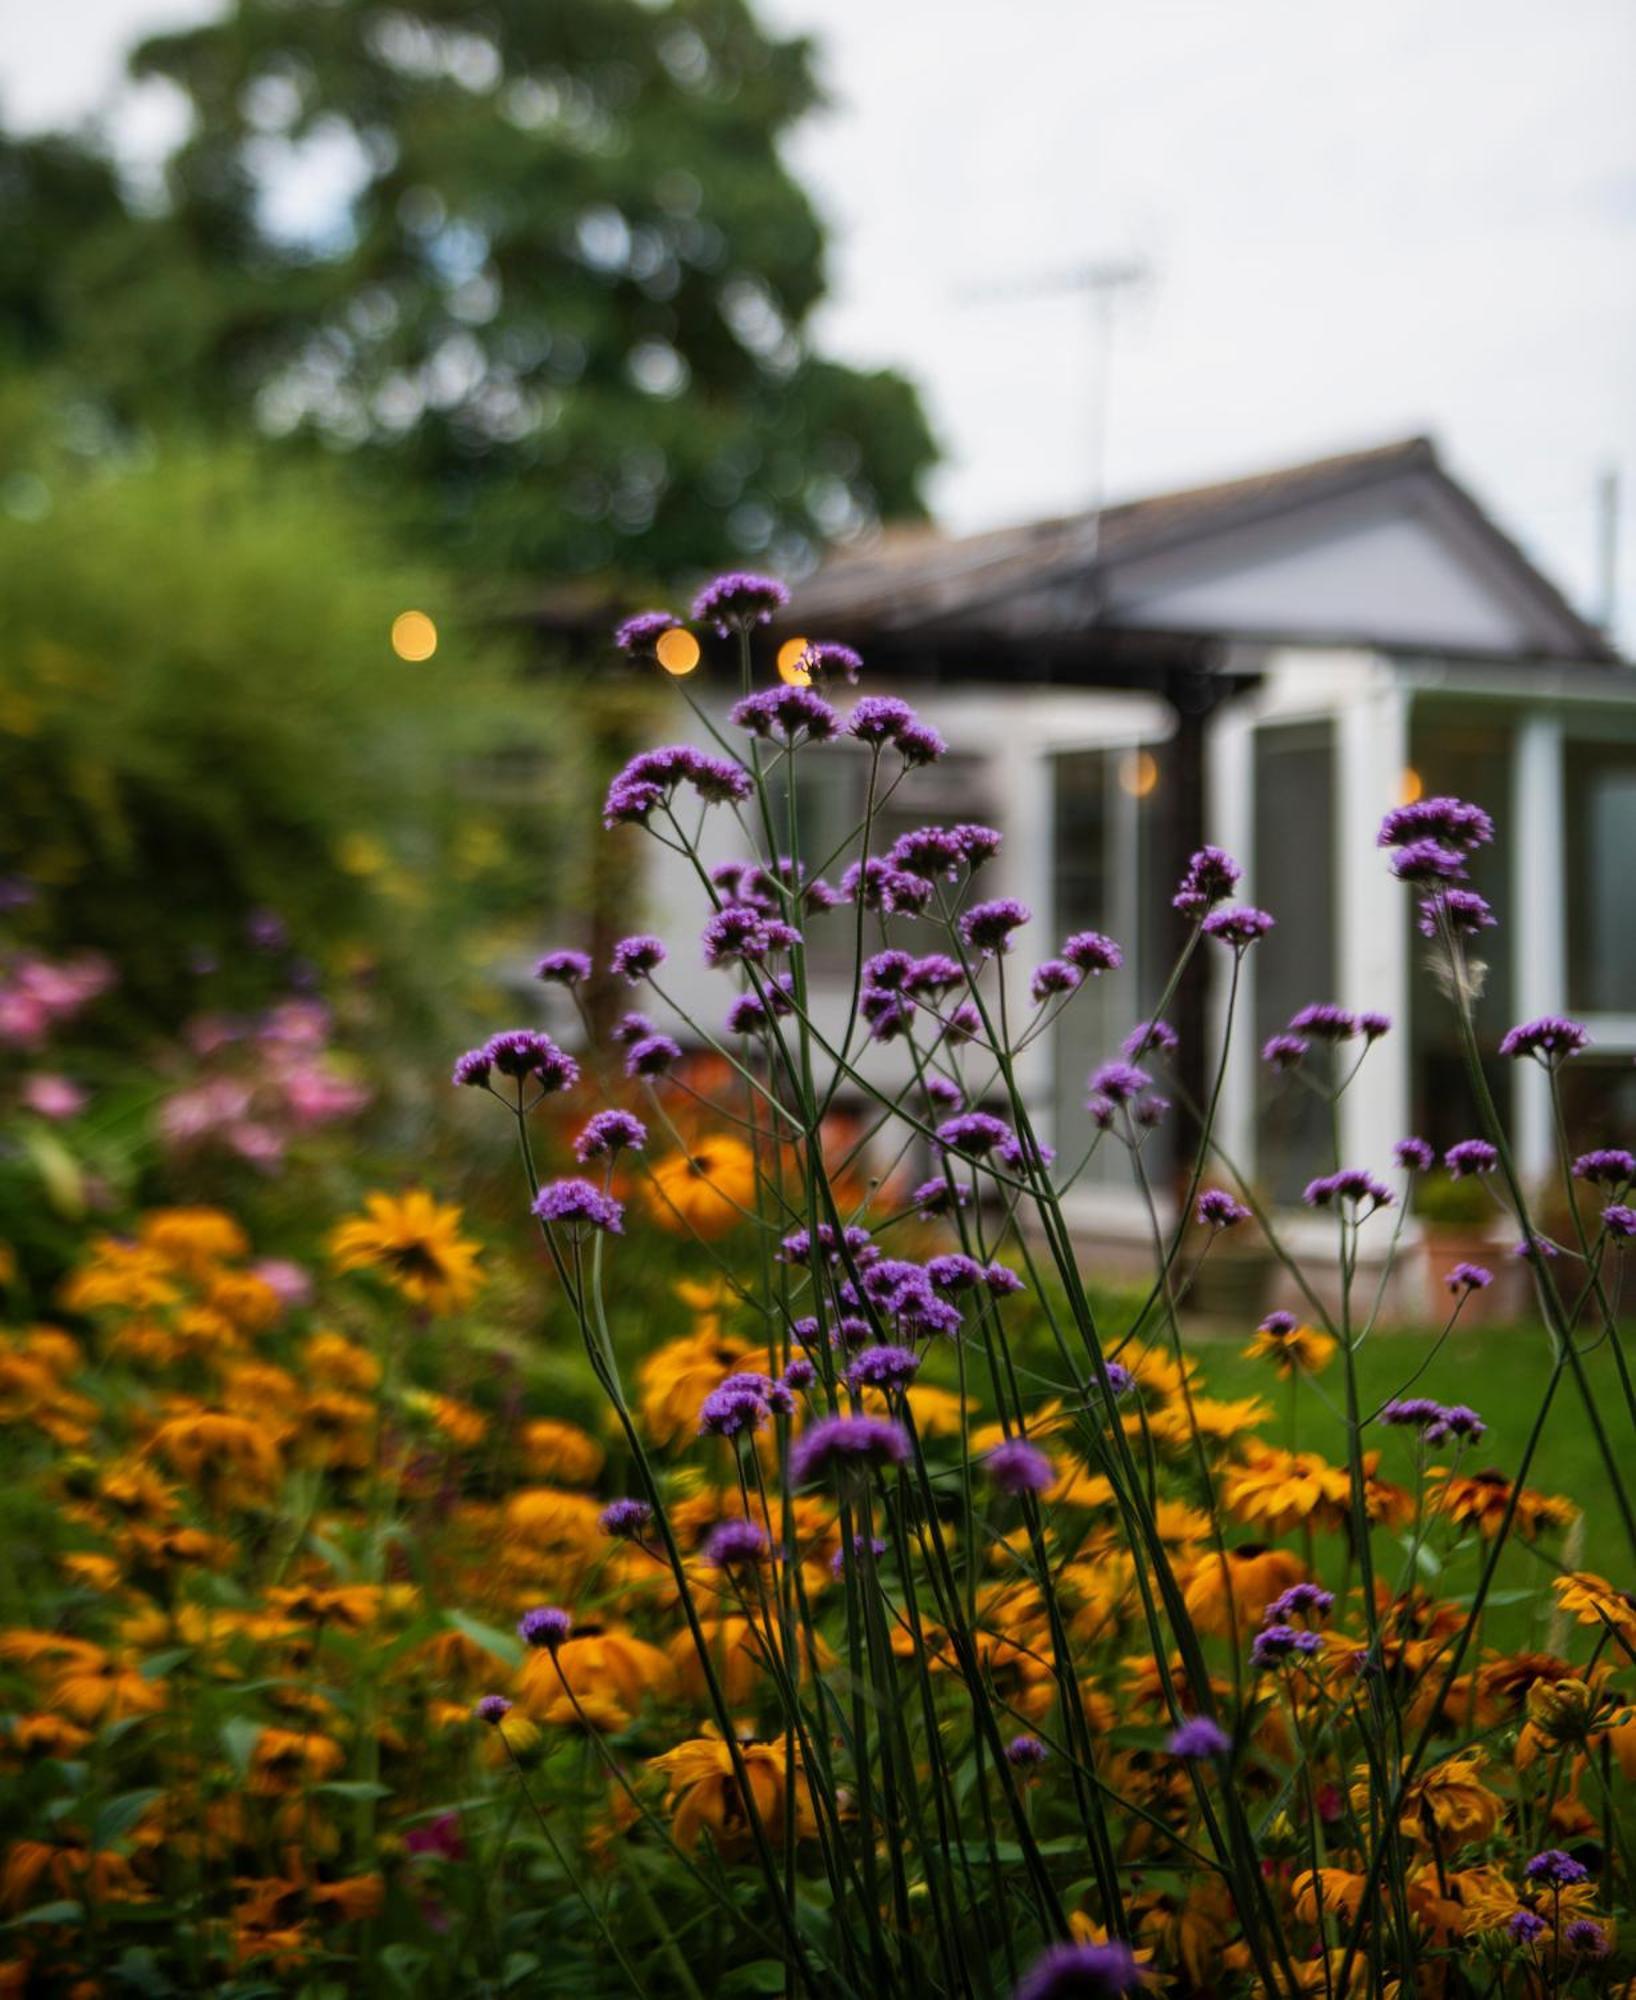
[1119,748,1159,798]
[1398,765,1424,804]
[656,626,701,675]
[391,610,438,661]
[776,636,813,686]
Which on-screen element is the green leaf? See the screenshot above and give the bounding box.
[380,1944,430,1992]
[721,1962,789,1994]
[94,1787,164,1848]
[315,1780,392,1802]
[446,1611,524,1670]
[8,1900,84,1928]
[138,1646,194,1681]
[220,1716,263,1776]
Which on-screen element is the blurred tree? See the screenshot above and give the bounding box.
[1,0,936,584]
[0,393,567,1034]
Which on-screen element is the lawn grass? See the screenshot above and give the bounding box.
[1185,1318,1634,1650]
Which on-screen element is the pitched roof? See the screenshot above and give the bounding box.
[786,436,1619,663]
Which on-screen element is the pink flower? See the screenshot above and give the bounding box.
[252,1258,313,1308]
[21,1074,87,1121]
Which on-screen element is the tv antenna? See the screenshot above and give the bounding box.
[959,255,1151,557]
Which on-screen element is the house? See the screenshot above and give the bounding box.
[534,437,1636,1296]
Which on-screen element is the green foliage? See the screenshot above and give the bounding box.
[5,0,937,581]
[1413,1166,1493,1226]
[0,405,564,1032]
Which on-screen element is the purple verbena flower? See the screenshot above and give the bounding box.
[1062,930,1123,974]
[1172,846,1241,918]
[961,898,1031,955]
[1304,1169,1395,1212]
[1499,1016,1590,1063]
[1263,1034,1309,1071]
[790,1414,912,1485]
[1289,1003,1357,1040]
[985,1437,1054,1495]
[598,1498,653,1539]
[1445,1139,1498,1179]
[1378,796,1494,853]
[847,1345,922,1392]
[1603,1204,1636,1240]
[1202,905,1275,948]
[1123,1020,1178,1060]
[1088,1060,1149,1105]
[1006,1735,1049,1769]
[1564,1919,1609,1957]
[937,1111,1012,1156]
[1572,1148,1636,1188]
[1426,1403,1486,1445]
[613,610,677,657]
[574,1109,647,1161]
[1265,1583,1335,1623]
[474,1694,513,1725]
[1507,1910,1548,1944]
[1446,1261,1492,1294]
[1250,1624,1322,1669]
[1197,1188,1250,1229]
[533,1178,624,1234]
[518,1605,572,1650]
[1523,1850,1589,1888]
[704,1518,769,1568]
[452,1046,493,1088]
[1390,839,1468,885]
[535,948,593,986]
[910,1177,968,1218]
[698,1373,775,1439]
[1421,888,1497,937]
[731,686,840,742]
[1394,1136,1435,1172]
[626,1033,682,1079]
[845,695,916,746]
[1013,1941,1143,2000]
[691,571,789,634]
[610,934,666,982]
[612,1010,654,1046]
[1030,959,1080,1002]
[1168,1715,1231,1759]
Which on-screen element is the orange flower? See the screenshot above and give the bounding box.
[519,1418,605,1486]
[648,1728,816,1854]
[1181,1545,1307,1634]
[1241,1321,1336,1376]
[327,1190,482,1314]
[1429,1468,1577,1540]
[645,1136,758,1237]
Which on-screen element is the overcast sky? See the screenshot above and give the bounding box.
[8,0,1636,639]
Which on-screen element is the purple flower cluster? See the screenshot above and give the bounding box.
[790,1413,912,1485]
[1265,1582,1335,1624]
[845,696,945,764]
[888,823,1001,881]
[704,1518,769,1569]
[698,1371,789,1440]
[626,1033,682,1079]
[1202,905,1275,948]
[1572,1147,1636,1188]
[1303,1168,1395,1213]
[960,898,1031,956]
[1005,1735,1049,1769]
[984,1436,1054,1495]
[1378,795,1495,853]
[1446,1260,1492,1294]
[1380,1398,1486,1444]
[1063,930,1123,974]
[691,571,789,634]
[1420,887,1496,938]
[603,745,752,827]
[846,1344,922,1392]
[1167,1715,1231,1759]
[535,948,593,986]
[517,1605,572,1650]
[778,1222,877,1269]
[573,1110,647,1162]
[1499,1015,1590,1063]
[1196,1188,1250,1229]
[702,901,801,967]
[801,639,864,683]
[613,610,677,657]
[610,935,666,982]
[1250,1624,1322,1669]
[937,1110,1013,1157]
[731,685,840,742]
[532,1178,624,1235]
[1173,846,1241,918]
[1013,1941,1143,2000]
[1445,1139,1498,1179]
[1523,1849,1590,1888]
[453,1028,580,1095]
[598,1498,653,1540]
[1394,1136,1435,1173]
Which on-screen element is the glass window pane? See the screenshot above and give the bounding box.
[1566,740,1636,1014]
[1405,709,1514,1154]
[1253,721,1337,1203]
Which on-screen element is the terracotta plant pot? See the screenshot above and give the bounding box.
[1419,1224,1520,1325]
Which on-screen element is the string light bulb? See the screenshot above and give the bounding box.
[656,627,701,676]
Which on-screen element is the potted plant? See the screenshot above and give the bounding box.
[1414,1168,1514,1324]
